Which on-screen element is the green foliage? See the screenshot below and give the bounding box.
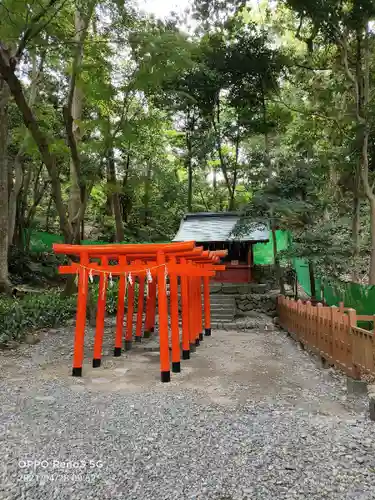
[8,246,66,285]
[0,279,142,345]
[0,291,76,344]
[90,280,139,315]
[3,0,375,293]
[281,220,355,280]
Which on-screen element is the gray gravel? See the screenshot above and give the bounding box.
[0,319,374,500]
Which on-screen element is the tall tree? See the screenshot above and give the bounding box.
[283,0,375,281]
[0,79,10,292]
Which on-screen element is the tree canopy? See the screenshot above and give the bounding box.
[1,0,375,292]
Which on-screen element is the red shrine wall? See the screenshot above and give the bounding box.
[213,265,252,283]
[199,241,254,284]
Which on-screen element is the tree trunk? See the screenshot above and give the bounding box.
[369,197,375,285]
[0,49,72,242]
[67,9,89,244]
[105,163,113,216]
[228,191,235,211]
[212,168,217,208]
[186,133,193,212]
[8,154,24,246]
[228,164,237,211]
[24,169,48,244]
[271,213,285,295]
[187,157,193,212]
[45,194,52,232]
[355,26,375,283]
[261,83,272,181]
[213,168,217,191]
[352,183,360,281]
[0,79,11,294]
[107,147,124,242]
[228,131,240,211]
[143,160,152,225]
[121,154,131,223]
[14,161,34,249]
[294,273,299,300]
[8,51,43,246]
[308,260,316,302]
[64,4,95,295]
[212,100,233,204]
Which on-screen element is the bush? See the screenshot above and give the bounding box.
[91,280,120,316]
[8,245,66,285]
[91,280,139,315]
[0,291,76,345]
[0,280,142,346]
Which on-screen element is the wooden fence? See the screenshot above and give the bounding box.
[277,296,375,380]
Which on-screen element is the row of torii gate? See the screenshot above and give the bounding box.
[53,241,227,382]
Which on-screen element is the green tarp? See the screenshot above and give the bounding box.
[28,231,63,252]
[321,281,375,315]
[253,229,375,315]
[292,256,375,315]
[253,230,289,265]
[26,230,166,252]
[27,231,115,252]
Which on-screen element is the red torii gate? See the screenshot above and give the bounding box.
[53,241,227,382]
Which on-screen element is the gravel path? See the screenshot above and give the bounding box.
[0,320,374,500]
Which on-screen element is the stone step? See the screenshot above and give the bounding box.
[177,296,235,305]
[192,313,235,320]
[211,322,238,330]
[210,305,235,312]
[210,295,235,301]
[178,292,234,299]
[211,298,235,304]
[210,311,235,318]
[206,301,235,308]
[210,283,269,295]
[211,304,235,311]
[211,305,235,311]
[210,300,236,306]
[210,312,235,320]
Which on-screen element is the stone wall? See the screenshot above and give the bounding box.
[252,265,278,289]
[235,291,279,317]
[211,282,279,317]
[252,265,295,290]
[211,282,269,295]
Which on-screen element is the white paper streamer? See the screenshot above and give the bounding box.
[146,269,152,283]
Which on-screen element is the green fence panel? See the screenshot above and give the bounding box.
[28,231,63,252]
[293,258,322,300]
[253,230,290,265]
[293,260,375,316]
[322,281,375,315]
[26,230,168,252]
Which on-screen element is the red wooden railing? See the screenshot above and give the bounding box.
[278,296,375,379]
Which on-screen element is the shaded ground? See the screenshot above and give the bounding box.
[0,321,374,500]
